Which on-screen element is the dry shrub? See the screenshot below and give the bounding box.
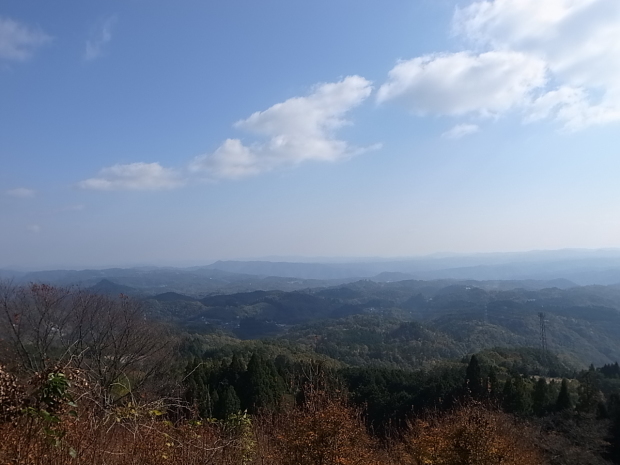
[403,403,545,465]
[0,403,253,465]
[0,364,249,465]
[267,388,382,465]
[0,364,22,422]
[0,393,548,465]
[0,360,548,465]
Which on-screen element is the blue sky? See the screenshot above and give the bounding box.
[2,0,620,269]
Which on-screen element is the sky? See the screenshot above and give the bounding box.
[2,0,620,269]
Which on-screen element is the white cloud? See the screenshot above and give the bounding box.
[377,51,547,117]
[442,123,480,139]
[190,76,375,179]
[0,16,50,61]
[81,77,374,188]
[453,0,620,129]
[78,162,183,191]
[379,0,620,130]
[84,16,116,61]
[6,187,36,198]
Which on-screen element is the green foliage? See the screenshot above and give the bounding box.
[241,353,286,413]
[341,363,465,433]
[153,279,620,369]
[184,352,288,419]
[23,371,77,445]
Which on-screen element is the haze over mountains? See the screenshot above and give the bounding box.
[206,248,620,284]
[5,249,620,295]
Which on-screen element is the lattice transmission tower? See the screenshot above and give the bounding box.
[539,312,548,356]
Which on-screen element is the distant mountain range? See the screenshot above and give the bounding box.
[7,249,620,368]
[0,266,355,297]
[5,249,620,295]
[205,249,620,285]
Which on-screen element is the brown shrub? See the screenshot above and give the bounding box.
[0,364,22,422]
[403,403,545,465]
[268,388,382,465]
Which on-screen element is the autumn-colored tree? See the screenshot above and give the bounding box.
[405,404,545,465]
[272,387,381,465]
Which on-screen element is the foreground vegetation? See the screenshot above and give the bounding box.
[0,363,545,465]
[3,282,620,464]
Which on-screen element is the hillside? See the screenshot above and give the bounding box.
[143,279,620,368]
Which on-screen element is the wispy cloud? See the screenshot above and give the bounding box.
[190,76,376,179]
[442,123,480,139]
[0,16,50,61]
[84,16,116,61]
[6,187,36,198]
[78,162,183,191]
[27,224,41,234]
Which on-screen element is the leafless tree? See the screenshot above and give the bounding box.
[0,281,175,405]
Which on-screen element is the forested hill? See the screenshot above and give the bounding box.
[145,279,620,368]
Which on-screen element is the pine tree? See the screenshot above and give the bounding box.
[556,379,572,412]
[502,378,515,412]
[577,368,601,414]
[488,367,500,400]
[214,385,241,419]
[502,376,530,415]
[465,355,484,399]
[227,353,245,386]
[532,378,549,416]
[513,375,531,415]
[241,353,285,413]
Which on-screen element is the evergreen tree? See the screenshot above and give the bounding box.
[214,385,241,419]
[502,378,515,412]
[225,353,245,389]
[195,377,210,418]
[576,368,601,414]
[502,376,530,414]
[512,375,531,415]
[556,379,572,412]
[488,367,500,400]
[274,354,294,385]
[532,378,549,416]
[465,355,484,399]
[241,353,285,413]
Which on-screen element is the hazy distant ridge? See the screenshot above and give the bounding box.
[207,250,620,285]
